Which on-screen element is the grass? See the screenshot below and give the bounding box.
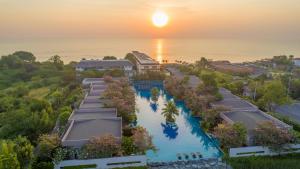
[227,153,300,169]
[27,87,50,99]
[61,164,97,169]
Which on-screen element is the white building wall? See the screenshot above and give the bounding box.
[229,144,300,157]
[294,60,300,67]
[55,155,147,169]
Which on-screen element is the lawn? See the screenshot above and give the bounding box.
[227,153,300,169]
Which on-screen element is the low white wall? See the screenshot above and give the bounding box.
[229,144,300,157]
[55,155,147,169]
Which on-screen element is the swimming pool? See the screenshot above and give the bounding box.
[134,82,222,162]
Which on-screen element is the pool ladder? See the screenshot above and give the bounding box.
[176,152,203,161]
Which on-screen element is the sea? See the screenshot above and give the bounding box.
[0,38,299,63]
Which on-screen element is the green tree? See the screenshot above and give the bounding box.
[48,55,64,70]
[0,141,20,169]
[161,101,179,123]
[58,111,71,127]
[121,137,137,155]
[253,121,295,152]
[37,134,60,160]
[150,87,160,103]
[125,53,137,67]
[196,57,209,68]
[290,79,300,99]
[198,73,218,95]
[103,56,117,60]
[13,51,36,63]
[257,81,289,111]
[132,127,155,154]
[81,135,121,159]
[13,136,34,169]
[213,122,247,150]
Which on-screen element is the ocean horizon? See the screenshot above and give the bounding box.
[1,38,299,63]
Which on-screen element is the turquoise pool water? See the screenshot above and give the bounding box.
[134,82,222,162]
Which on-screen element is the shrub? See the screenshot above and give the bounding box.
[80,134,121,159]
[121,137,138,155]
[213,122,247,150]
[132,127,155,154]
[253,121,296,152]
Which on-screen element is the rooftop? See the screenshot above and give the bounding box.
[77,59,133,68]
[62,118,122,147]
[75,107,117,114]
[215,88,291,130]
[79,102,105,109]
[82,77,120,86]
[222,111,271,130]
[69,109,117,121]
[212,88,257,112]
[275,103,300,123]
[88,89,105,96]
[132,51,159,65]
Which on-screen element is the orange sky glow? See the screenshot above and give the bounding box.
[0,0,300,40]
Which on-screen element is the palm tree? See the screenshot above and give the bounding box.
[151,87,159,103]
[161,101,179,123]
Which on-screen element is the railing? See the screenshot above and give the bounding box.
[55,155,147,169]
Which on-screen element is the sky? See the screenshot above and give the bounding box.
[1,0,300,41]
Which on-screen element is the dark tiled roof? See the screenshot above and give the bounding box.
[275,103,300,123]
[66,118,122,140]
[77,59,133,68]
[69,110,117,120]
[223,111,270,130]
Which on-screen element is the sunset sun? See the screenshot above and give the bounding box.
[152,11,169,28]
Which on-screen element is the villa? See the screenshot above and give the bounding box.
[131,51,160,73]
[294,58,300,67]
[76,59,134,77]
[61,78,122,148]
[213,88,291,142]
[61,118,122,148]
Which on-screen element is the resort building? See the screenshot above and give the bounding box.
[76,59,134,77]
[131,51,160,73]
[294,58,300,67]
[61,78,122,148]
[212,88,291,142]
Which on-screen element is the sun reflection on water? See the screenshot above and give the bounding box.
[156,39,163,63]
